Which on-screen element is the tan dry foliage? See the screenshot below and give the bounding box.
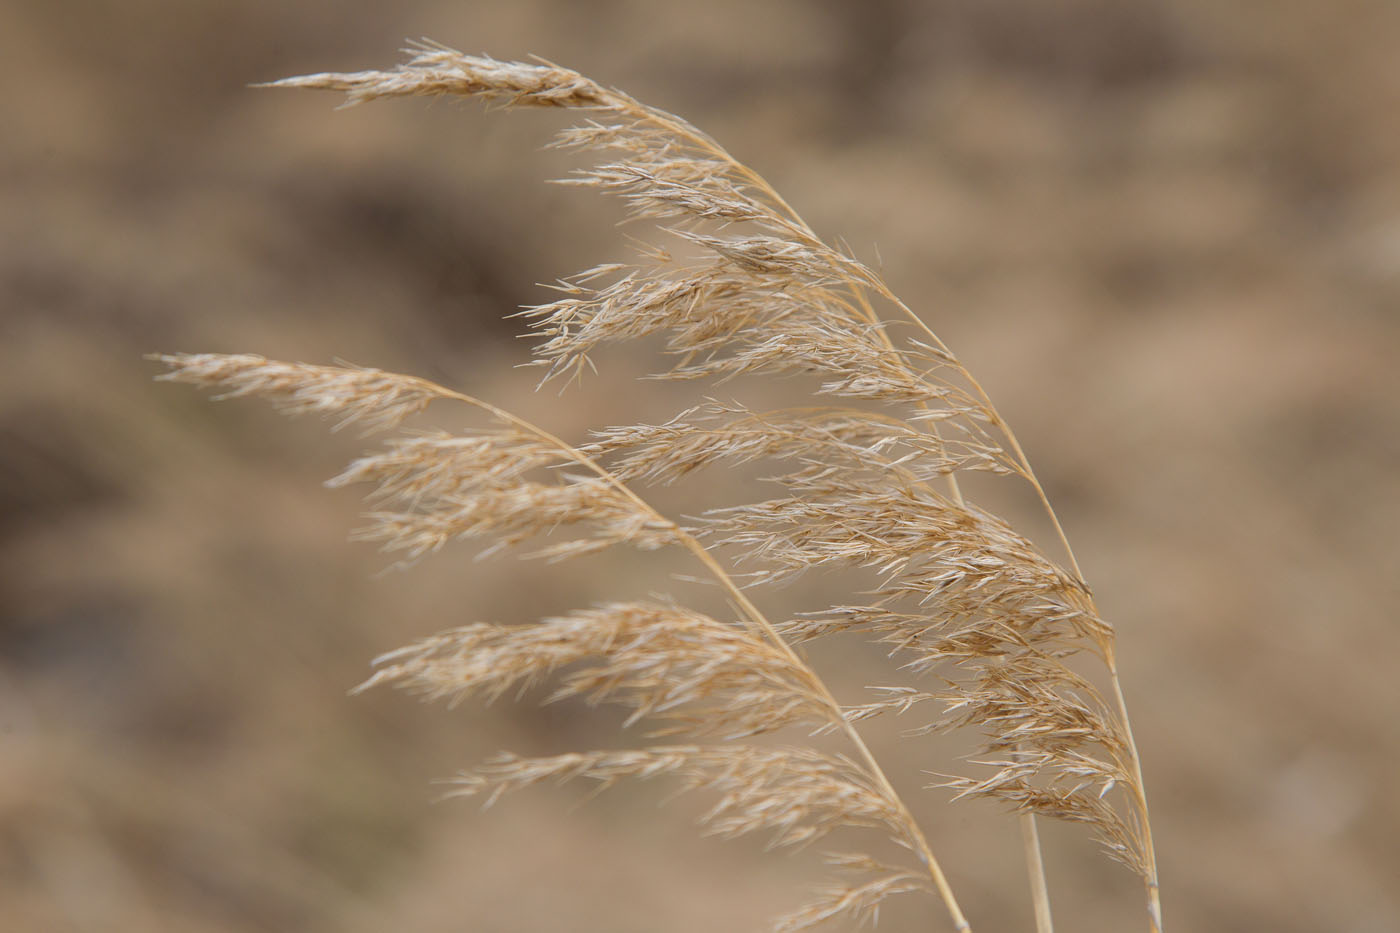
[156,44,1162,932]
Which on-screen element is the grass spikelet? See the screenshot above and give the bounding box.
[156,43,1164,933]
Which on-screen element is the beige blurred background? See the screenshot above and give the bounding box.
[3,1,1398,931]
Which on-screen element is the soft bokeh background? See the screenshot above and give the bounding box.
[3,1,1397,931]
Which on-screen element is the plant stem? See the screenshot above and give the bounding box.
[1022,812,1055,933]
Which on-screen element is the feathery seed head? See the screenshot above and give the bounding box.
[158,44,1163,932]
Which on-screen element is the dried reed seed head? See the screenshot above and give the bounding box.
[327,430,566,501]
[158,44,1162,931]
[563,162,772,223]
[776,870,932,933]
[585,402,1015,488]
[152,353,447,432]
[351,474,679,561]
[447,745,910,850]
[358,603,833,739]
[672,231,852,278]
[263,46,614,110]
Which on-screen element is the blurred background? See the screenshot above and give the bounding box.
[3,1,1398,931]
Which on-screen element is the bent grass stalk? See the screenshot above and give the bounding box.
[156,44,1162,932]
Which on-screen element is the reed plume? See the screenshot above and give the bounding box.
[155,43,1162,932]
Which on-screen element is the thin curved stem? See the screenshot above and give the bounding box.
[1022,812,1055,933]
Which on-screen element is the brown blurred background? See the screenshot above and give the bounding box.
[3,1,1398,931]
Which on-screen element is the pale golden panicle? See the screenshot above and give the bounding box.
[278,48,997,441]
[562,162,773,224]
[519,266,878,386]
[700,477,1092,619]
[584,402,1016,487]
[154,345,972,929]
[154,44,1168,933]
[154,355,678,562]
[931,657,1147,874]
[447,745,910,850]
[522,241,980,415]
[357,602,831,739]
[699,469,1143,868]
[775,854,933,933]
[346,471,678,562]
[261,45,614,110]
[328,430,565,502]
[152,353,450,432]
[460,745,935,930]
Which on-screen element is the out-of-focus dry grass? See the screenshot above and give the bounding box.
[2,2,1397,931]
